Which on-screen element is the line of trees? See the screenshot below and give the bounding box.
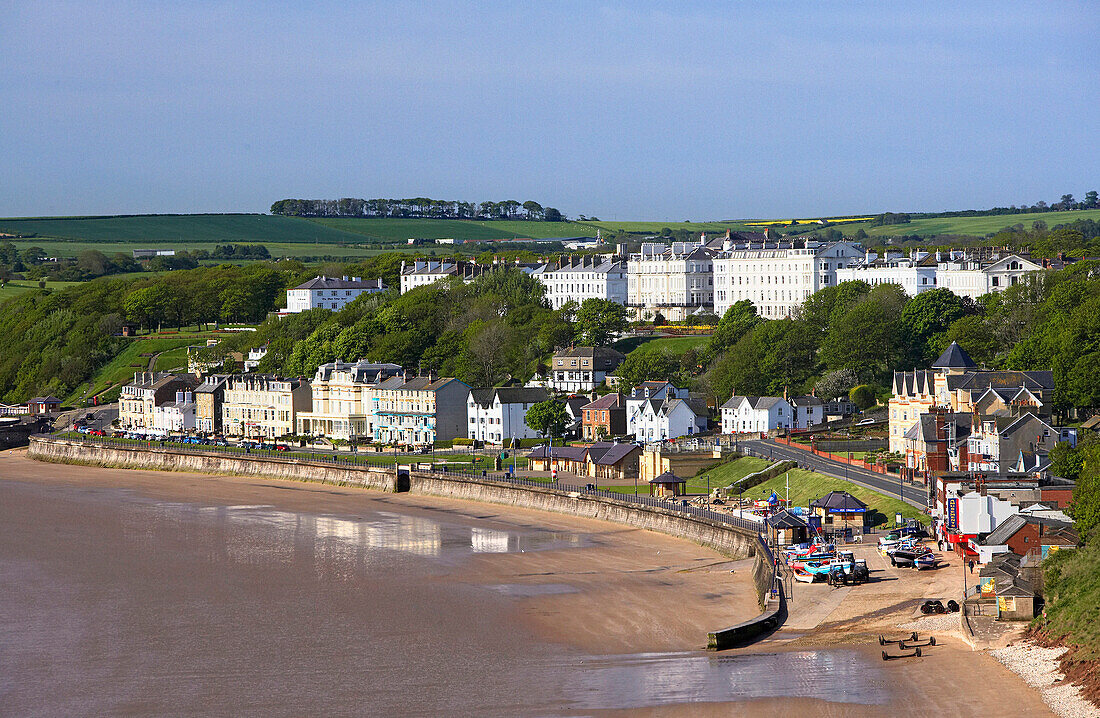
[914,191,1099,219]
[270,197,565,222]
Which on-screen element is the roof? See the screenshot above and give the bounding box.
[649,470,685,484]
[789,395,823,407]
[933,341,978,369]
[292,275,383,290]
[591,442,641,465]
[552,346,626,363]
[491,387,550,405]
[1079,415,1100,430]
[28,396,61,403]
[985,512,1077,546]
[195,375,229,393]
[811,491,868,512]
[468,388,495,408]
[582,393,624,411]
[766,509,808,529]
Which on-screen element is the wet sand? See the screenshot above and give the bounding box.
[0,449,1056,716]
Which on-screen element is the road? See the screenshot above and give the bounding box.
[740,437,929,509]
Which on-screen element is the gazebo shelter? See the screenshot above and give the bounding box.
[649,471,687,498]
[766,509,809,546]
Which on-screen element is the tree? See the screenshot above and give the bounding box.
[709,300,761,354]
[899,288,967,365]
[1068,442,1100,540]
[522,200,544,219]
[615,348,677,390]
[1085,191,1099,209]
[543,207,563,222]
[815,368,859,400]
[1050,441,1084,482]
[525,400,569,442]
[849,384,876,410]
[124,284,169,331]
[574,298,628,346]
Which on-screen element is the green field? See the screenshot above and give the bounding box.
[612,334,711,354]
[0,238,411,260]
[0,279,81,301]
[309,217,597,241]
[62,332,229,405]
[839,208,1100,239]
[585,220,764,234]
[0,214,372,244]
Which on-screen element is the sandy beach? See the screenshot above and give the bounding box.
[0,448,1060,716]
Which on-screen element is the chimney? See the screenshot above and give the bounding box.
[811,387,816,397]
[764,228,771,241]
[783,386,788,400]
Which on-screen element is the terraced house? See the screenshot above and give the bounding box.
[296,360,403,440]
[119,372,198,431]
[222,375,312,439]
[373,375,470,445]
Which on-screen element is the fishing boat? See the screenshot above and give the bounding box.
[791,567,818,583]
[914,552,939,570]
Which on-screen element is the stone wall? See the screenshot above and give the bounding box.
[408,473,760,560]
[28,436,398,492]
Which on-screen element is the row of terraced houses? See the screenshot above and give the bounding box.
[394,231,1048,321]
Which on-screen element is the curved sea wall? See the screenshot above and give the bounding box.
[28,435,399,492]
[407,473,760,560]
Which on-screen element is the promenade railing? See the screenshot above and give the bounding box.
[41,433,765,533]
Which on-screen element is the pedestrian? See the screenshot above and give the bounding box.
[968,559,975,574]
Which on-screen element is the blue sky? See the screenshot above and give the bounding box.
[1,1,1096,220]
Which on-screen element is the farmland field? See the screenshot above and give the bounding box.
[0,214,365,244]
[308,217,598,241]
[0,239,438,260]
[837,208,1100,239]
[0,279,81,302]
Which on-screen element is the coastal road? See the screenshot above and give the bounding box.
[739,438,929,510]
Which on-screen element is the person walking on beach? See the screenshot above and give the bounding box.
[968,559,975,574]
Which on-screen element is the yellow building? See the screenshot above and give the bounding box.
[222,375,312,439]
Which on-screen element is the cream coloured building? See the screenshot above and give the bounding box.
[531,255,627,309]
[712,240,861,319]
[222,375,312,439]
[296,361,402,440]
[627,240,716,321]
[119,372,198,431]
[372,375,471,445]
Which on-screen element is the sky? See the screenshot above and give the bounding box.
[1,1,1097,220]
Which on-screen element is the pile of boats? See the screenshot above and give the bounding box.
[784,539,870,586]
[878,533,939,570]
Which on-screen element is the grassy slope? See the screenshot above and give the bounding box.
[612,334,711,355]
[63,332,225,405]
[841,208,1100,239]
[0,279,81,301]
[309,217,598,241]
[746,468,927,527]
[1040,543,1100,659]
[0,214,368,244]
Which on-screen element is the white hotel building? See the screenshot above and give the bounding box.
[712,240,861,318]
[531,255,628,309]
[627,240,717,321]
[835,251,1042,300]
[281,276,385,314]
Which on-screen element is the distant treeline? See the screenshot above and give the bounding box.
[913,191,1098,219]
[270,197,566,222]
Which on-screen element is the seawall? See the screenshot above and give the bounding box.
[407,473,759,560]
[28,435,399,492]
